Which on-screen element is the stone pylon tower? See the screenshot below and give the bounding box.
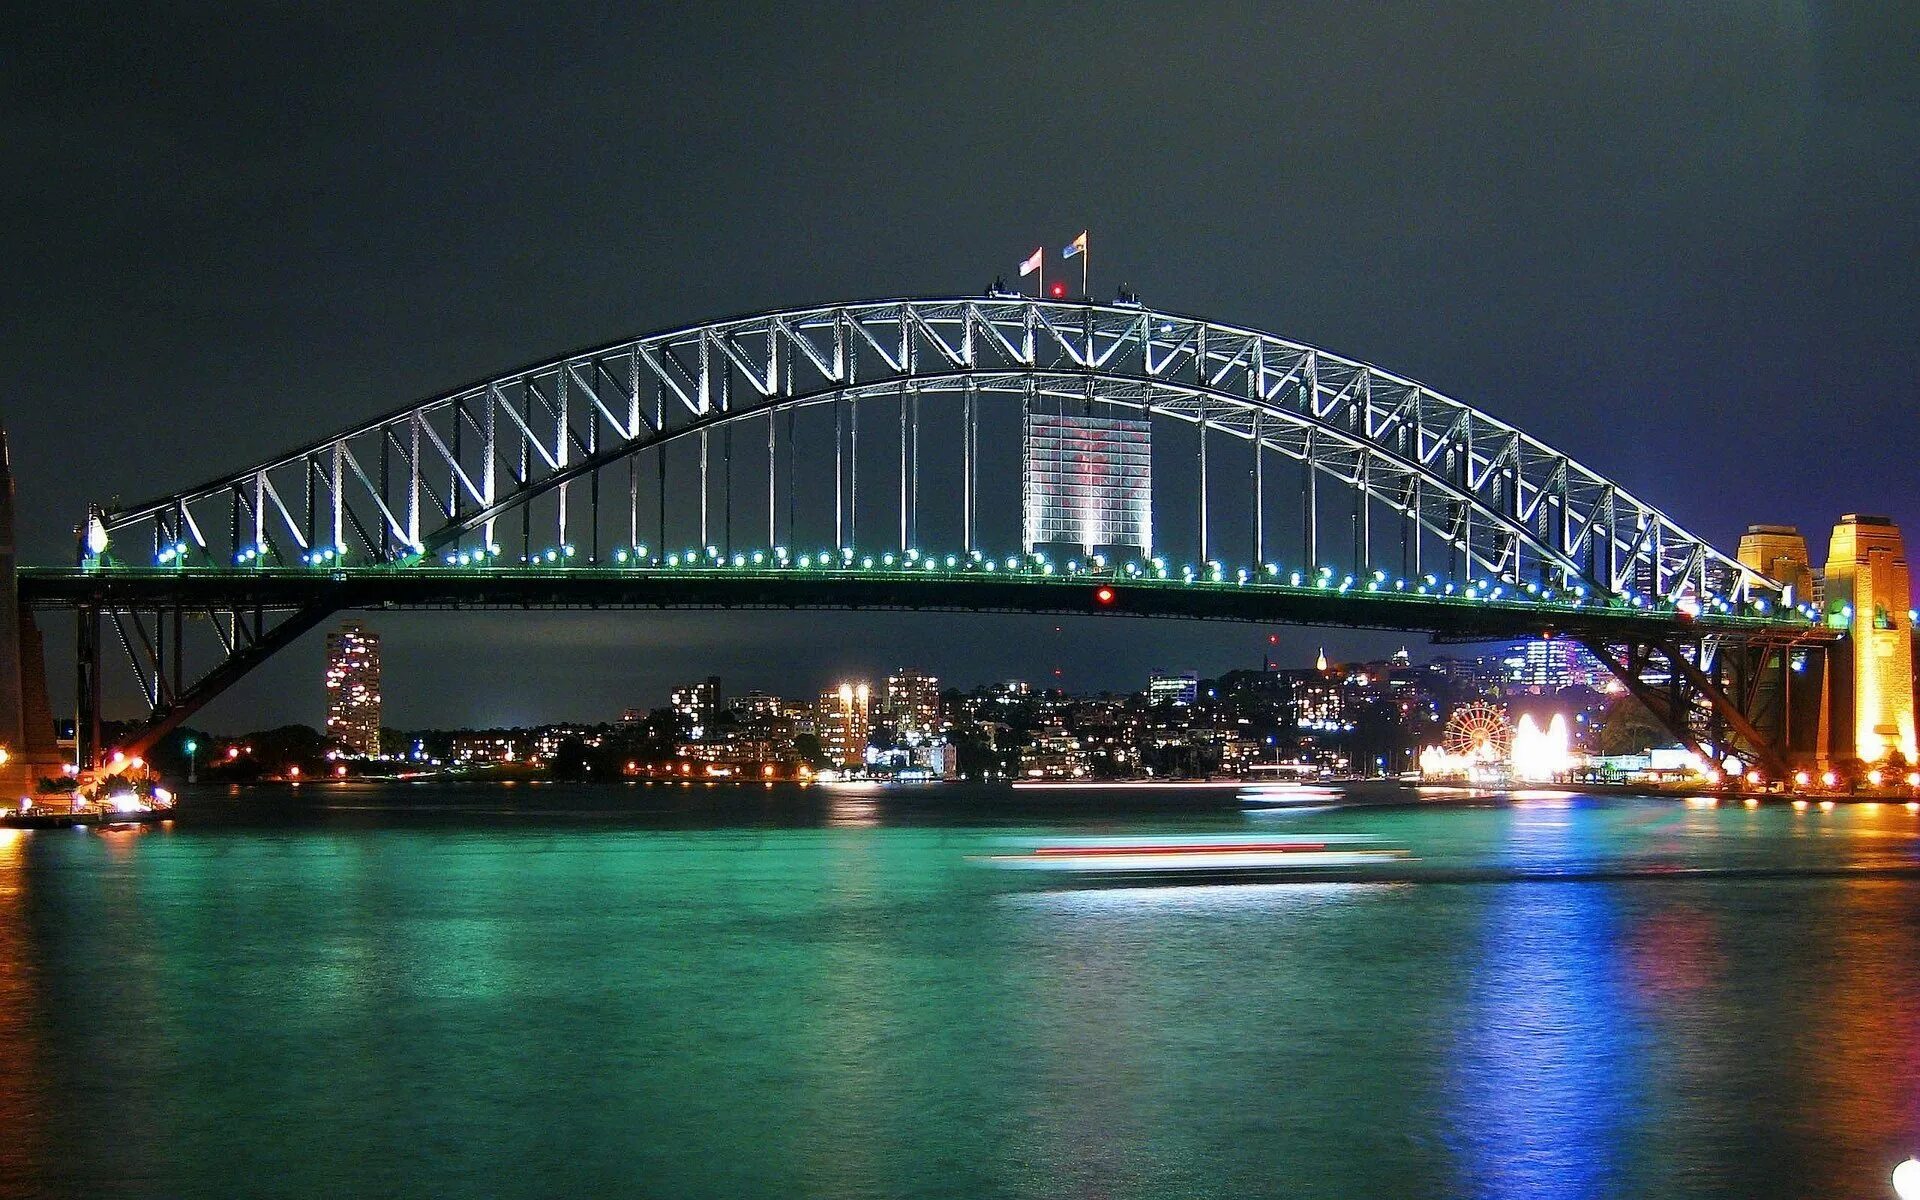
[1737,524,1817,606]
[0,426,62,800]
[1822,514,1917,767]
[0,426,21,773]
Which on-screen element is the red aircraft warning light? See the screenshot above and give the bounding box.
[1050,281,1067,299]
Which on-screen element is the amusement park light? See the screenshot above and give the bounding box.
[1094,587,1115,605]
[614,548,629,563]
[1821,771,1838,788]
[1794,770,1811,788]
[1868,769,1884,788]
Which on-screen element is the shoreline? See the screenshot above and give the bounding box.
[155,775,1920,811]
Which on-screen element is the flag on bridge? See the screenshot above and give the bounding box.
[1061,231,1088,297]
[1018,246,1043,277]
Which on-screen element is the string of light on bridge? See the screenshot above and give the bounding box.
[129,538,1826,628]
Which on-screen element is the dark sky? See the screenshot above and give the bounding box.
[6,4,1917,731]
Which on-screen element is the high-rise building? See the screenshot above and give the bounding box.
[1023,410,1152,555]
[1499,638,1606,692]
[818,682,872,768]
[1823,515,1916,765]
[884,668,940,740]
[1148,671,1198,707]
[323,621,381,756]
[671,676,721,740]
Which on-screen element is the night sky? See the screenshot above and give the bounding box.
[6,4,1916,731]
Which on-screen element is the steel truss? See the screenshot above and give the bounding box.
[1576,629,1835,779]
[69,297,1792,765]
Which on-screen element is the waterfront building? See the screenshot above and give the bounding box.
[1021,722,1091,778]
[323,620,381,756]
[1148,671,1198,707]
[671,676,721,740]
[449,730,526,764]
[818,682,872,768]
[884,667,941,740]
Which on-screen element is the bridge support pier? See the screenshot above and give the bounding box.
[1578,632,1830,781]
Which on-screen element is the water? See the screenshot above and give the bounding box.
[2,784,1917,1199]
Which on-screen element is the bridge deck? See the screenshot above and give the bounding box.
[19,565,1811,641]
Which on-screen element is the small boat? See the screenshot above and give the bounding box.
[3,807,172,830]
[982,833,1408,885]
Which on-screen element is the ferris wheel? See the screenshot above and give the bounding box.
[1443,702,1513,762]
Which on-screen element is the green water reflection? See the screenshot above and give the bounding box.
[0,790,1915,1198]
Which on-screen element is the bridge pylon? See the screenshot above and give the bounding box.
[0,427,65,797]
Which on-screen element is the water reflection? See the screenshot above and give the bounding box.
[0,829,46,1189]
[1447,814,1634,1197]
[824,787,881,828]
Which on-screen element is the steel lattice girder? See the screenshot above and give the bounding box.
[88,297,1780,608]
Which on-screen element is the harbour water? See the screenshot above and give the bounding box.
[1,783,1916,1198]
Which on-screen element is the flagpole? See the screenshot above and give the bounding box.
[1082,235,1089,299]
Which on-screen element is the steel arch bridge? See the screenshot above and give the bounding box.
[21,296,1826,774]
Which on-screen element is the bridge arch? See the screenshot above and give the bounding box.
[46,296,1820,776]
[91,297,1776,608]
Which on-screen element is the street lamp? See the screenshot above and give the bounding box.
[184,739,198,784]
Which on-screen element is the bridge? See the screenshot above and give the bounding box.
[12,295,1849,777]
